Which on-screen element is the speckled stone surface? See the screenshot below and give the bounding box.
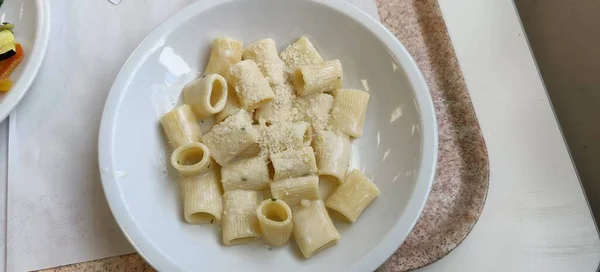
[375,0,489,271]
[38,0,489,271]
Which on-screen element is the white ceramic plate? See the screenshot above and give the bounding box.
[99,0,437,271]
[0,0,50,121]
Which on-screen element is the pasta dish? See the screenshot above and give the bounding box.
[159,36,379,258]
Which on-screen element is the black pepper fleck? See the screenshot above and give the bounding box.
[271,198,276,201]
[210,219,214,224]
[241,177,247,181]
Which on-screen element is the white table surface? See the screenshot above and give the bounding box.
[0,0,598,271]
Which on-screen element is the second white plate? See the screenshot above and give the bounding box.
[0,0,50,121]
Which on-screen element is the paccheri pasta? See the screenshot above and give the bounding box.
[158,36,378,258]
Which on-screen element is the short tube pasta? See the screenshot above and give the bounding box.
[270,146,318,181]
[205,37,243,80]
[235,125,263,159]
[171,142,212,176]
[221,156,270,191]
[325,169,380,222]
[202,110,260,165]
[312,130,351,184]
[293,60,342,96]
[230,60,275,110]
[254,83,295,124]
[292,200,340,258]
[243,38,285,85]
[180,169,222,224]
[294,93,334,131]
[270,175,320,207]
[222,190,261,245]
[280,36,324,74]
[329,89,370,137]
[183,74,228,119]
[261,121,312,154]
[215,85,242,123]
[160,105,203,149]
[256,199,292,247]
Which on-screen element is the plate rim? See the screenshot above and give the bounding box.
[0,0,51,122]
[98,0,438,271]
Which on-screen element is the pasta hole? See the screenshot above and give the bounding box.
[210,79,226,108]
[187,212,215,224]
[227,237,257,245]
[307,239,339,258]
[318,175,339,199]
[250,97,273,110]
[261,202,289,222]
[292,69,305,93]
[326,208,352,223]
[177,146,206,166]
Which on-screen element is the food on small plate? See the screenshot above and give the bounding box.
[0,22,24,92]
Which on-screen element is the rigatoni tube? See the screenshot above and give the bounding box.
[294,93,334,131]
[183,74,228,119]
[221,156,270,191]
[292,200,340,258]
[160,105,203,149]
[202,110,259,166]
[243,38,285,85]
[170,142,212,176]
[329,89,370,137]
[254,83,295,124]
[293,60,342,96]
[180,170,222,224]
[234,125,263,159]
[270,175,320,207]
[222,190,261,245]
[325,169,380,222]
[261,121,312,154]
[270,146,318,181]
[312,130,351,184]
[256,199,292,247]
[230,60,275,110]
[204,37,243,80]
[280,36,324,74]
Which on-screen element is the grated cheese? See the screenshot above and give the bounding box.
[280,36,324,76]
[293,93,334,132]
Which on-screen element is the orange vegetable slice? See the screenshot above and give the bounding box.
[0,43,24,81]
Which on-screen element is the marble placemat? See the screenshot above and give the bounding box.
[38,0,489,271]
